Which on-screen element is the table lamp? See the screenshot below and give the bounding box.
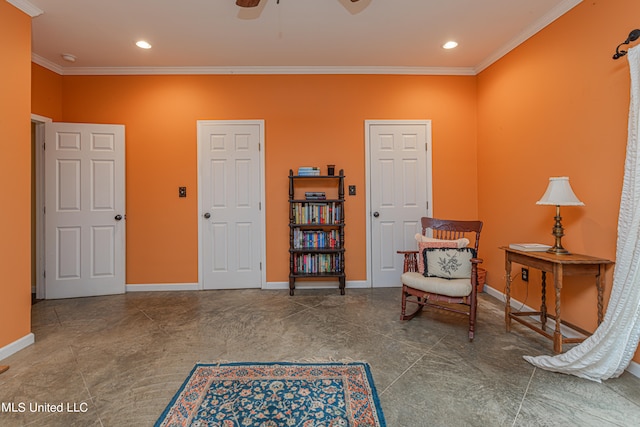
[536,177,584,254]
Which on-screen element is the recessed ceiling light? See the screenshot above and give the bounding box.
[136,40,152,49]
[442,41,458,50]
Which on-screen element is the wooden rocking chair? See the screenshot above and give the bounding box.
[399,217,483,340]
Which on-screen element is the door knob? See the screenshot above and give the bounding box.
[114,214,123,221]
[203,212,211,219]
[373,211,379,218]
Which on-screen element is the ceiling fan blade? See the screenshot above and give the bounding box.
[236,0,261,7]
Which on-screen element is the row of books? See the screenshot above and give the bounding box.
[292,202,342,224]
[293,229,341,249]
[297,167,321,176]
[293,253,343,274]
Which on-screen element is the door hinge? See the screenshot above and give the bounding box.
[426,201,429,210]
[259,202,262,210]
[260,262,262,271]
[425,142,428,151]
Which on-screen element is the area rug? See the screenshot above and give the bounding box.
[155,362,386,427]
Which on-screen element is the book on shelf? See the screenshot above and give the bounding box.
[509,243,552,252]
[292,202,341,224]
[297,166,320,176]
[305,191,326,200]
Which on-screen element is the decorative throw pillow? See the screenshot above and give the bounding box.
[414,234,470,274]
[423,247,477,279]
[417,241,457,273]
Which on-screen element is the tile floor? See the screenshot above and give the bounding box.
[1,287,639,426]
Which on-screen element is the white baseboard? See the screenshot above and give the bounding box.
[126,283,200,292]
[0,333,34,362]
[484,284,585,340]
[626,360,640,379]
[263,280,370,291]
[483,283,640,380]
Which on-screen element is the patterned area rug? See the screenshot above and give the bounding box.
[155,362,386,427]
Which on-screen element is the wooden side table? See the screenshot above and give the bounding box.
[501,247,613,353]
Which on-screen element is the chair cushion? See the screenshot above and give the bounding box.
[423,247,477,279]
[401,272,472,297]
[414,234,470,247]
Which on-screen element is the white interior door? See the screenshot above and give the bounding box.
[366,120,432,287]
[45,123,125,299]
[198,120,265,290]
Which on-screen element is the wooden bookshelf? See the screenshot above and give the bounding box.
[288,169,345,295]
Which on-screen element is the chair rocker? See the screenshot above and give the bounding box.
[399,217,483,341]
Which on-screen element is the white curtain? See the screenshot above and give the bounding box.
[523,45,640,382]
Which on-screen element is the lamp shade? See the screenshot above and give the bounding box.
[536,177,585,206]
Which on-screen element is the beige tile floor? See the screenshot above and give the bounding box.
[1,288,639,426]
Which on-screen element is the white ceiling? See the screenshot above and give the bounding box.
[15,0,582,75]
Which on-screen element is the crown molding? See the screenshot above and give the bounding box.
[31,61,478,77]
[474,0,582,73]
[6,0,43,17]
[32,54,64,75]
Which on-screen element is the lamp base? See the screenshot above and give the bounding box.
[547,206,570,255]
[547,246,570,255]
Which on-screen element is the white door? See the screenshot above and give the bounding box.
[45,123,126,299]
[366,120,432,287]
[198,120,265,290]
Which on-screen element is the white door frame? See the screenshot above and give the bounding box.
[364,120,433,287]
[196,120,267,290]
[32,114,51,300]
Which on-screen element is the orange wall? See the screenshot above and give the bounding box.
[31,63,63,121]
[478,0,640,363]
[30,74,478,284]
[0,3,32,349]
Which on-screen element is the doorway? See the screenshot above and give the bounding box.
[197,120,266,290]
[365,120,433,287]
[31,116,127,299]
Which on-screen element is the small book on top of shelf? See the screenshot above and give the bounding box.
[305,192,326,200]
[509,243,552,252]
[297,166,320,176]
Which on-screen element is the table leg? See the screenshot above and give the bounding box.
[596,264,604,325]
[553,265,563,353]
[540,271,547,331]
[505,257,512,332]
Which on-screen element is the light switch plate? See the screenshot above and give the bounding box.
[179,187,187,197]
[348,185,356,196]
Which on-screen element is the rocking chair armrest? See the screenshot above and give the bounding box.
[397,250,419,273]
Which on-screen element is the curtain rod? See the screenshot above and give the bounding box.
[613,29,640,59]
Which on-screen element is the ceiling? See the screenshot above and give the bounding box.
[15,0,582,75]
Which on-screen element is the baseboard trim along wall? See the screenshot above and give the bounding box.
[0,333,34,362]
[126,283,200,292]
[262,280,370,291]
[483,283,640,379]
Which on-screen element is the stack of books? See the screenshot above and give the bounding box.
[305,192,326,200]
[509,243,552,252]
[298,166,320,176]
